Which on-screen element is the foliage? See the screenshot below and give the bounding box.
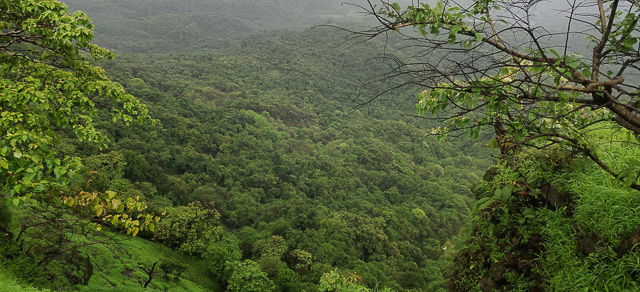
[0,240,53,290]
[257,256,288,278]
[86,29,492,290]
[360,0,640,189]
[204,234,242,282]
[63,0,360,53]
[154,201,222,256]
[227,260,275,292]
[274,268,302,292]
[159,258,188,281]
[541,129,640,291]
[0,0,151,201]
[450,128,640,291]
[71,228,217,291]
[0,265,51,292]
[319,269,396,292]
[290,249,313,272]
[0,1,165,290]
[0,155,162,290]
[0,0,155,248]
[1,1,497,291]
[254,235,287,258]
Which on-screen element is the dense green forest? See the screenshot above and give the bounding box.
[1,1,492,291]
[3,0,640,291]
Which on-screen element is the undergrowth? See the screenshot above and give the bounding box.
[449,129,640,291]
[0,265,51,292]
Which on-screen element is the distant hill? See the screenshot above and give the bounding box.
[64,0,366,53]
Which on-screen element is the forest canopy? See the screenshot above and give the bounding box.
[0,1,493,291]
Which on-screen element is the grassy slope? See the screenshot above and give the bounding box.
[0,267,51,292]
[2,198,217,291]
[540,131,640,291]
[449,129,640,291]
[74,230,218,292]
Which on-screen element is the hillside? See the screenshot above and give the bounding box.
[0,1,493,291]
[63,0,365,53]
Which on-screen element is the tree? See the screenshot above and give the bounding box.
[354,0,640,189]
[205,234,242,281]
[14,170,158,267]
[154,201,223,255]
[0,0,156,255]
[1,0,151,202]
[254,235,287,258]
[274,268,302,292]
[227,260,275,292]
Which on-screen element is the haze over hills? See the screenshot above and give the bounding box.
[64,0,370,53]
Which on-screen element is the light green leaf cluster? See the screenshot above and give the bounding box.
[319,268,395,292]
[0,0,152,202]
[154,202,222,255]
[227,260,275,292]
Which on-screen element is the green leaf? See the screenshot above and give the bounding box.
[64,197,75,207]
[623,37,637,46]
[475,197,490,208]
[567,60,580,69]
[21,179,32,188]
[451,25,462,35]
[112,199,121,209]
[478,199,494,210]
[501,186,511,200]
[493,189,502,199]
[488,138,499,149]
[32,183,46,192]
[434,1,444,13]
[96,206,104,216]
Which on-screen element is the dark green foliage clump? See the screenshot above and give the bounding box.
[159,258,188,281]
[0,240,53,289]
